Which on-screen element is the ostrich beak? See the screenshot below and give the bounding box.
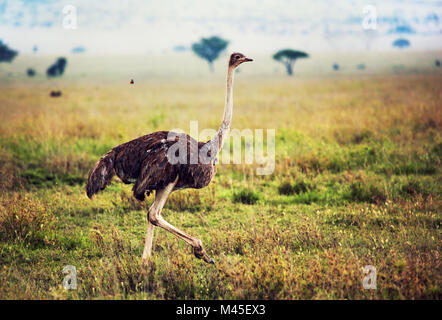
[243,57,253,62]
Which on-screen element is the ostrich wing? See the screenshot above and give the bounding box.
[132,138,179,201]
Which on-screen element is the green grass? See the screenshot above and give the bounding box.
[0,57,441,299]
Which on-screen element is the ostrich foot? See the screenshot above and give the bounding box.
[193,246,215,264]
[141,257,152,268]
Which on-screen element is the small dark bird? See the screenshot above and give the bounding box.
[86,52,253,266]
[436,60,441,67]
[50,90,62,97]
[130,79,134,84]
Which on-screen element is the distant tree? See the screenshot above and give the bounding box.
[0,42,18,63]
[47,65,58,77]
[173,45,188,52]
[389,25,415,34]
[333,63,340,71]
[46,57,67,77]
[357,64,366,70]
[393,38,410,49]
[273,49,309,76]
[27,68,36,77]
[72,46,86,54]
[192,36,229,72]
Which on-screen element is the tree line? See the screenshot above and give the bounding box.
[191,36,309,76]
[0,41,67,78]
[0,36,435,78]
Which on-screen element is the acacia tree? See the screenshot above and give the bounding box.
[192,36,229,72]
[0,42,18,64]
[273,49,308,76]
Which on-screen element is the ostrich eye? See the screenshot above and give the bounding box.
[235,55,240,60]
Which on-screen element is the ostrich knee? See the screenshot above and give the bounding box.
[148,209,160,227]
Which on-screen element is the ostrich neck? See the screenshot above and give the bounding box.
[211,66,234,154]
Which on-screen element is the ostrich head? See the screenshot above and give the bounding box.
[229,52,253,68]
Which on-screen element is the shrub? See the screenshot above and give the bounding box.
[292,180,311,194]
[27,68,36,77]
[347,182,386,203]
[278,181,295,195]
[0,193,57,243]
[352,129,373,144]
[400,179,431,198]
[0,148,22,190]
[278,179,313,195]
[232,188,260,204]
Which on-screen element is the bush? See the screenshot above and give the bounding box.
[347,182,386,203]
[400,179,430,198]
[46,57,67,77]
[352,129,373,144]
[278,181,295,195]
[278,180,313,195]
[232,188,260,204]
[0,193,57,244]
[27,68,36,77]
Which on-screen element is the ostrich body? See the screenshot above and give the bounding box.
[86,52,253,265]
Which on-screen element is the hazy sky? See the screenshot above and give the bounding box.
[1,0,442,54]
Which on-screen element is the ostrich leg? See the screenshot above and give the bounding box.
[141,215,155,265]
[141,176,179,266]
[143,176,214,265]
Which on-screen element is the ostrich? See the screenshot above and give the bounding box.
[86,52,253,265]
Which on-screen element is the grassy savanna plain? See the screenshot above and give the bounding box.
[0,51,441,299]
